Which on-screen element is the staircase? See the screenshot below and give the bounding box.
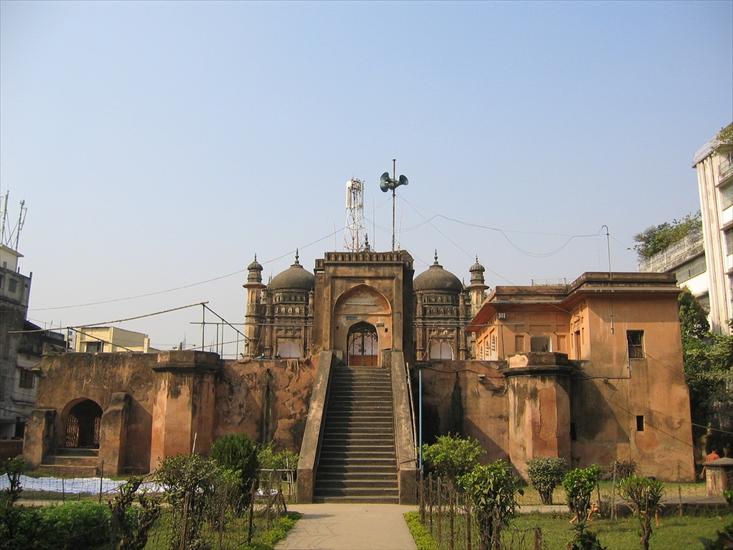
[314,365,398,503]
[38,448,99,477]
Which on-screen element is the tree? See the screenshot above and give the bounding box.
[422,434,483,484]
[459,461,522,550]
[678,290,733,456]
[526,457,567,505]
[211,434,259,513]
[619,476,664,550]
[633,212,701,261]
[563,465,605,550]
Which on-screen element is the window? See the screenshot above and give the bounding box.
[570,422,577,441]
[8,278,17,293]
[627,330,644,359]
[636,415,645,432]
[85,341,103,353]
[514,335,524,353]
[574,331,581,359]
[18,368,34,389]
[530,336,551,352]
[557,334,567,352]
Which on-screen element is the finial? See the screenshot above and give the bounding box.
[254,253,257,261]
[295,248,300,264]
[364,234,370,251]
[475,254,479,263]
[434,249,439,264]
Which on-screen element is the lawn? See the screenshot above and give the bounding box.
[144,510,301,550]
[405,510,731,550]
[516,480,708,507]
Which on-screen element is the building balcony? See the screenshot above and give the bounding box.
[639,228,705,273]
[720,157,733,184]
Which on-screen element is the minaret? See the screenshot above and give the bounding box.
[243,255,265,357]
[468,256,488,317]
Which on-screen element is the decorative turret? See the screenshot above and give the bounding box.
[243,254,265,357]
[468,255,488,317]
[245,254,264,287]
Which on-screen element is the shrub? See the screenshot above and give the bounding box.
[155,453,223,550]
[422,434,483,483]
[459,460,522,550]
[619,475,664,550]
[403,511,439,550]
[109,476,161,550]
[258,443,299,471]
[563,465,604,550]
[526,457,567,505]
[0,457,27,505]
[609,459,636,481]
[211,434,259,512]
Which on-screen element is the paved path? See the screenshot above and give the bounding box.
[276,503,418,550]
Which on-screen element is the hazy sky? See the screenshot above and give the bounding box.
[1,1,731,355]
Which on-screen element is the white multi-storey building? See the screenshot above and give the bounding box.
[693,129,733,334]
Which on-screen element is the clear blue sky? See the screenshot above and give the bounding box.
[2,1,731,353]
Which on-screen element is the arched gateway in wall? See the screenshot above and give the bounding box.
[64,399,103,448]
[333,284,391,365]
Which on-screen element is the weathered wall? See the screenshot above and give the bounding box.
[418,360,509,462]
[570,296,695,480]
[34,352,158,473]
[213,357,316,451]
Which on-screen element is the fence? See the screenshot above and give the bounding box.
[418,474,546,550]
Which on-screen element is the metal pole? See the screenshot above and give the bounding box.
[392,188,396,251]
[201,304,205,350]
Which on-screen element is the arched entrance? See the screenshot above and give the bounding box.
[64,399,103,448]
[347,322,378,366]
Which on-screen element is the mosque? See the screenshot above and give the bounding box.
[22,202,695,504]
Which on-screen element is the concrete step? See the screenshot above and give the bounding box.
[55,448,99,457]
[320,443,395,451]
[317,487,399,497]
[44,455,99,466]
[319,451,396,461]
[314,495,400,504]
[36,463,99,477]
[317,465,396,475]
[325,420,394,428]
[316,471,397,480]
[315,479,398,489]
[318,457,396,466]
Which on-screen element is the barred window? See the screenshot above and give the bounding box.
[18,368,34,389]
[627,330,644,359]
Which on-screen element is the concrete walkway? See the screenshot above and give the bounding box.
[276,503,418,550]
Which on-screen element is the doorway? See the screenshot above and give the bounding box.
[347,322,379,366]
[65,399,103,448]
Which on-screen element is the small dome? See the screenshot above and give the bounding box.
[247,254,263,271]
[469,255,486,286]
[414,251,463,292]
[269,251,315,291]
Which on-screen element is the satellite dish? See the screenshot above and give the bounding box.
[398,175,408,187]
[379,171,392,192]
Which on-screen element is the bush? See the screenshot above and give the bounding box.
[0,501,111,550]
[526,457,567,505]
[563,465,604,550]
[619,475,664,550]
[0,457,27,505]
[155,453,223,550]
[404,511,439,550]
[422,434,483,483]
[609,459,636,481]
[109,476,161,550]
[459,460,522,550]
[257,443,298,471]
[211,434,260,512]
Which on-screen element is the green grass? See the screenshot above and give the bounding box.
[405,512,439,550]
[406,510,731,550]
[517,480,708,506]
[144,510,301,550]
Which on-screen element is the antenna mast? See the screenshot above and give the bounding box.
[344,178,366,252]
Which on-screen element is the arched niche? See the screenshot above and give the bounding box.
[62,398,103,449]
[333,285,392,364]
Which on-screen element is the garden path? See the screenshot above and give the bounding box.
[276,503,418,550]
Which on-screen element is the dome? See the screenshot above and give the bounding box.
[414,251,463,292]
[247,254,263,271]
[269,251,315,291]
